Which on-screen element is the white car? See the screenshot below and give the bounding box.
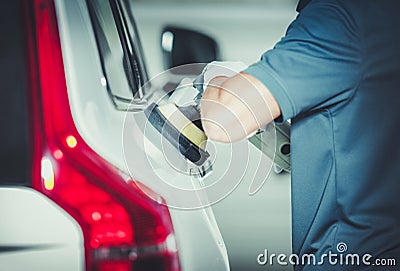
[0,0,229,270]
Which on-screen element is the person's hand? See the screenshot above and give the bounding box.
[200,72,281,143]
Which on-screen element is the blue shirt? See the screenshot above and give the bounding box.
[245,0,400,269]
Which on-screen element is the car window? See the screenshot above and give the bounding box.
[0,0,30,186]
[87,0,147,110]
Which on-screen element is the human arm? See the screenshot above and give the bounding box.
[201,1,361,143]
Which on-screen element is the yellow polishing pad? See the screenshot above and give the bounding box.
[158,103,207,150]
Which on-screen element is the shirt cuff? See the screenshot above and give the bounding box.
[244,61,296,123]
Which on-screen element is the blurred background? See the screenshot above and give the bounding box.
[131,1,297,270]
[132,0,297,75]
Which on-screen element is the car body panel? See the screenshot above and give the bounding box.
[0,187,84,271]
[54,0,229,270]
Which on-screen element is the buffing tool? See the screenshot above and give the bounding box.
[144,102,210,167]
[144,69,291,175]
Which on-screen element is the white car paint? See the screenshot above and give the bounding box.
[0,187,84,271]
[54,0,229,270]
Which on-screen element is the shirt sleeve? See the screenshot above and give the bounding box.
[244,0,362,122]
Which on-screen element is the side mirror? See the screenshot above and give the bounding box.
[161,26,219,70]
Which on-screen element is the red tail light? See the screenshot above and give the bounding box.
[26,0,180,270]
